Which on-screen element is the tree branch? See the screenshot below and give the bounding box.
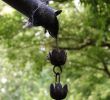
[101,60,110,77]
[101,41,110,48]
[58,39,95,50]
[58,39,110,50]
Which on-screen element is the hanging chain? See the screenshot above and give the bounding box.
[52,38,62,84]
[49,38,68,100]
[55,38,58,49]
[53,66,62,83]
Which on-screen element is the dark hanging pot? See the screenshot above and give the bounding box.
[50,83,68,100]
[48,48,67,66]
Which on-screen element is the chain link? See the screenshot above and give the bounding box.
[53,66,62,83]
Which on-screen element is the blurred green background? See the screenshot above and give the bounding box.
[0,0,110,100]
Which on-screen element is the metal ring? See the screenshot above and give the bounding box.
[53,66,62,75]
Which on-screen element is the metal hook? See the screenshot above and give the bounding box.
[53,66,62,83]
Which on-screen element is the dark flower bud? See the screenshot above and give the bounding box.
[50,83,68,100]
[48,49,67,66]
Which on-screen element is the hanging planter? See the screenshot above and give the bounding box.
[50,83,68,100]
[48,48,67,66]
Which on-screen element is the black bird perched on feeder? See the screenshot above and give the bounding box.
[2,0,62,38]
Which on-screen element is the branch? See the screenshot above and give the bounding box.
[58,39,110,50]
[93,67,104,71]
[101,60,110,77]
[58,39,95,50]
[101,41,110,48]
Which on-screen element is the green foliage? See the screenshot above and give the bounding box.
[0,0,110,100]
